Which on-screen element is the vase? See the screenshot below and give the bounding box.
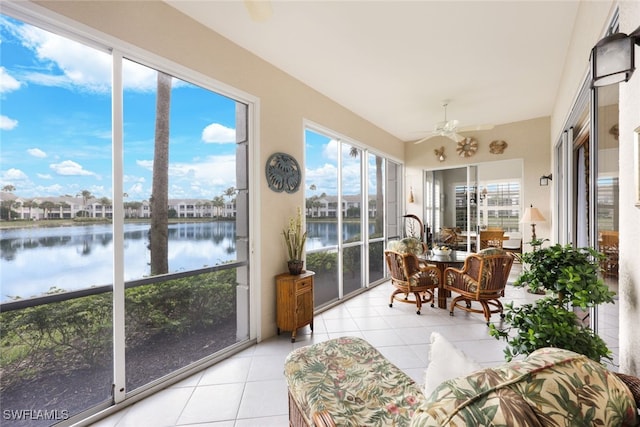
[287,260,304,275]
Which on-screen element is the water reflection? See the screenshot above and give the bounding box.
[1,220,370,302]
[0,222,237,302]
[307,222,372,249]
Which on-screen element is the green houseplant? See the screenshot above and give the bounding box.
[489,243,616,363]
[283,207,307,275]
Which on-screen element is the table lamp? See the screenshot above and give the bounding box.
[521,204,545,241]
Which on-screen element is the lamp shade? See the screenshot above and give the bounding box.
[591,32,635,87]
[521,205,545,223]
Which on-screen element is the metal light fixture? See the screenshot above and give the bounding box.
[591,25,640,87]
[521,204,546,242]
[539,174,552,186]
[479,187,488,202]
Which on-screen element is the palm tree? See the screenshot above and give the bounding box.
[150,71,171,275]
[77,190,94,217]
[223,187,236,217]
[40,201,56,220]
[23,199,36,220]
[2,185,16,220]
[212,196,225,219]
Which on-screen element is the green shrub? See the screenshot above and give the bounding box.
[489,244,615,363]
[1,269,237,389]
[307,251,338,275]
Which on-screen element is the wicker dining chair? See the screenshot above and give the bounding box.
[598,230,619,278]
[444,248,514,325]
[479,230,505,250]
[385,249,440,315]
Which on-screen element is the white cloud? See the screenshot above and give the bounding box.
[202,123,236,144]
[37,173,52,180]
[136,160,153,171]
[3,18,158,93]
[124,175,145,184]
[50,160,96,177]
[131,155,238,199]
[0,66,21,93]
[27,148,47,158]
[305,163,338,195]
[126,182,146,198]
[14,21,112,93]
[35,183,63,195]
[2,168,29,181]
[323,139,340,160]
[0,115,18,130]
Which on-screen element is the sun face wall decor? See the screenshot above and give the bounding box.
[456,137,478,158]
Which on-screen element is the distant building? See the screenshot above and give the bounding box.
[0,193,237,220]
[305,194,378,218]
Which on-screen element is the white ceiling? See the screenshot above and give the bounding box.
[165,0,582,143]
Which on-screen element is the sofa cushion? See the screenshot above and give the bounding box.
[284,336,425,426]
[411,347,638,426]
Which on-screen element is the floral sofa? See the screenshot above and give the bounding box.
[283,336,639,427]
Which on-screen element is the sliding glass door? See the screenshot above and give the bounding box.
[425,160,522,251]
[0,10,253,422]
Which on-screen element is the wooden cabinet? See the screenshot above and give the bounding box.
[276,271,314,342]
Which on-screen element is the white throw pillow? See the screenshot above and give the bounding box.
[423,332,482,396]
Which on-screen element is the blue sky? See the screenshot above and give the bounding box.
[1,15,376,202]
[0,15,241,201]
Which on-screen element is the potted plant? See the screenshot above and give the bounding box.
[489,243,616,363]
[283,207,307,275]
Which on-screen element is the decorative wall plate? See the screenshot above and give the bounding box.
[265,152,301,193]
[489,140,508,154]
[456,137,478,158]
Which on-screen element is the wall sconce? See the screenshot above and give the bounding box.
[408,187,415,203]
[434,146,446,162]
[591,25,640,87]
[539,174,552,186]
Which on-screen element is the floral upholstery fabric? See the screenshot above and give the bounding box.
[284,336,425,426]
[410,347,638,427]
[388,237,426,256]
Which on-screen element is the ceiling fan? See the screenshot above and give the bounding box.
[414,102,494,144]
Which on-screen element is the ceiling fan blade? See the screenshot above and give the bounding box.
[414,134,436,144]
[243,0,273,22]
[448,133,465,143]
[457,123,495,132]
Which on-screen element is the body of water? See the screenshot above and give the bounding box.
[0,221,237,302]
[0,220,369,302]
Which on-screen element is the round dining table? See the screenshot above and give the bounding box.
[421,250,469,308]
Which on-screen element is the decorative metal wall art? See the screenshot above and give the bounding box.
[265,152,301,193]
[456,137,478,158]
[489,140,508,154]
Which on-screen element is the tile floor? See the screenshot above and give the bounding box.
[91,264,620,427]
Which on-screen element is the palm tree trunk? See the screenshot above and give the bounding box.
[150,71,171,276]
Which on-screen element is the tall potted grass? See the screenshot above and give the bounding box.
[282,207,307,275]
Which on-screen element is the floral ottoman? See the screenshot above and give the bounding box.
[284,336,425,427]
